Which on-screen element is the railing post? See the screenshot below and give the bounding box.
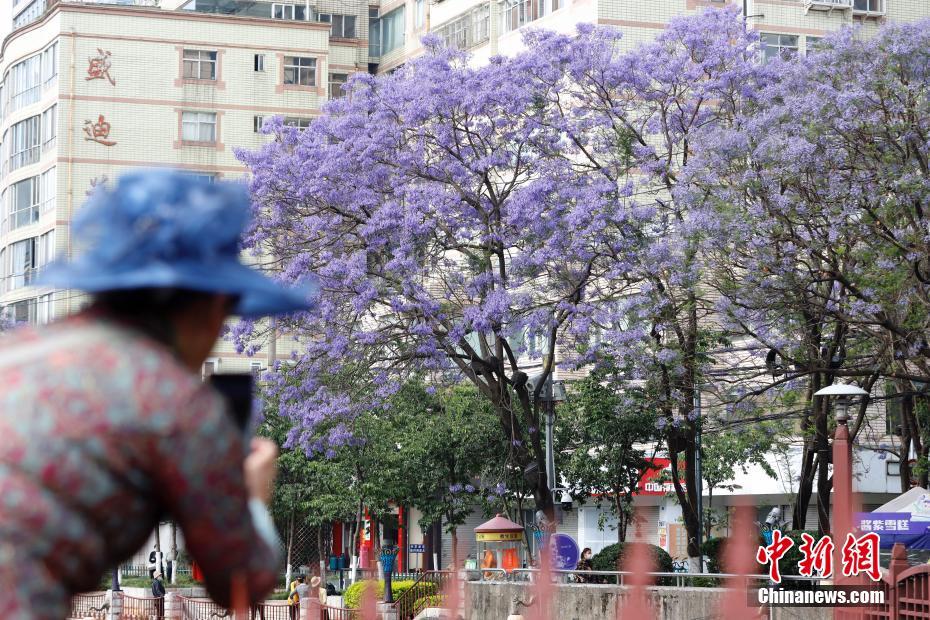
[106,589,122,620]
[887,543,908,615]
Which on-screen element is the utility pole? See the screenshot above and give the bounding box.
[694,388,703,573]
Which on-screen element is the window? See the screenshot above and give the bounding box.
[8,55,41,113]
[886,382,903,436]
[760,33,799,63]
[329,73,348,99]
[369,8,381,58]
[38,229,55,268]
[36,293,53,325]
[12,0,45,30]
[9,237,37,290]
[437,4,490,50]
[10,115,41,171]
[184,172,217,183]
[805,36,823,55]
[183,50,217,80]
[6,299,36,324]
[380,6,405,55]
[42,41,57,90]
[250,361,264,377]
[254,54,265,72]
[853,0,882,12]
[202,358,218,378]
[414,0,425,29]
[283,117,312,129]
[40,166,55,214]
[318,14,357,38]
[253,115,265,133]
[283,56,316,86]
[502,0,564,34]
[272,3,306,20]
[42,104,56,151]
[9,176,40,230]
[181,111,217,143]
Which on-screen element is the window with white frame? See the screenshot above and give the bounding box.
[41,166,55,214]
[253,115,265,133]
[250,361,264,377]
[283,56,316,86]
[272,3,306,20]
[181,111,217,143]
[9,237,37,290]
[437,4,490,50]
[8,55,41,113]
[254,54,265,72]
[37,229,55,268]
[329,73,348,99]
[5,299,36,324]
[806,36,823,55]
[183,50,218,80]
[283,117,312,129]
[36,292,53,324]
[414,0,425,28]
[853,0,882,12]
[184,172,216,183]
[380,6,405,55]
[12,0,45,30]
[760,33,799,63]
[318,13,357,38]
[502,0,564,34]
[9,176,40,230]
[10,115,41,171]
[41,104,56,151]
[42,41,57,90]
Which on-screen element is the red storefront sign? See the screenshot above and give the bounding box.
[636,457,682,495]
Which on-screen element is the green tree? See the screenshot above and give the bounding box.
[558,369,660,543]
[700,427,778,539]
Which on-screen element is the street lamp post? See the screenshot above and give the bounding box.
[814,383,868,601]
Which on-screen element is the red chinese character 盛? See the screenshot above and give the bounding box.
[841,532,881,581]
[756,529,794,583]
[797,533,834,578]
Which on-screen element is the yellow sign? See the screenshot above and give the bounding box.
[476,532,523,542]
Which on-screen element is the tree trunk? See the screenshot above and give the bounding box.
[793,444,817,530]
[815,395,832,535]
[451,527,459,570]
[170,521,178,585]
[285,513,294,588]
[705,488,714,540]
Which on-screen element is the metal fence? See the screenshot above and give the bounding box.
[70,592,108,619]
[178,597,227,620]
[119,593,164,619]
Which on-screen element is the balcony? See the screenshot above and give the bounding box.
[805,0,853,11]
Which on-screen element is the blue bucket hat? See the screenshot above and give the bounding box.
[41,169,317,318]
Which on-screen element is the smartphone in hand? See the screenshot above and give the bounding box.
[209,373,255,439]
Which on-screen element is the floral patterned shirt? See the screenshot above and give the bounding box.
[0,313,278,619]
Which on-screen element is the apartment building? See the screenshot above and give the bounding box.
[0,0,369,374]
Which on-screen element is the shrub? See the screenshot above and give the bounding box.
[343,579,427,609]
[591,542,674,584]
[413,594,443,610]
[702,535,768,575]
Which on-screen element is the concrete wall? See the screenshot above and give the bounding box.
[466,581,830,620]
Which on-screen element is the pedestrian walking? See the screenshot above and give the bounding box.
[0,170,317,620]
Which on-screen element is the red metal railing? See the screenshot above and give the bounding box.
[320,604,358,620]
[70,592,108,619]
[120,593,164,619]
[391,570,450,620]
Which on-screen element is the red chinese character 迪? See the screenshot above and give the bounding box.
[83,115,116,147]
[756,529,794,583]
[841,532,881,581]
[797,533,834,578]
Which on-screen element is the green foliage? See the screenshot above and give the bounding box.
[343,579,429,609]
[777,530,821,589]
[590,543,674,584]
[557,367,659,542]
[413,594,444,610]
[701,536,766,575]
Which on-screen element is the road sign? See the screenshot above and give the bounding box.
[409,544,426,553]
[549,533,580,570]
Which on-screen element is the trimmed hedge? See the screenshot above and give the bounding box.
[591,542,674,584]
[343,580,435,609]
